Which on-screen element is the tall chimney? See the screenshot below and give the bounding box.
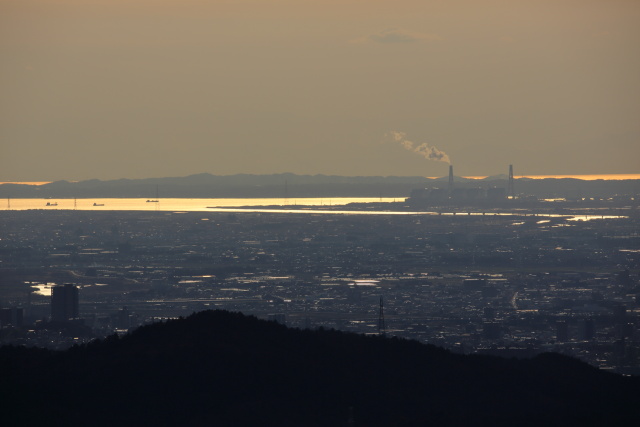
[448,165,454,194]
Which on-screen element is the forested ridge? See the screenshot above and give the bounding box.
[2,310,639,426]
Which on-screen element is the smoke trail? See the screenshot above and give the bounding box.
[389,131,451,164]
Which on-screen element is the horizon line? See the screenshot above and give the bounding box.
[1,173,639,186]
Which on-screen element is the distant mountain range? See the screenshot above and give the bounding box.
[2,310,639,426]
[0,173,638,198]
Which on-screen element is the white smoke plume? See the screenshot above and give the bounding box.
[389,131,451,164]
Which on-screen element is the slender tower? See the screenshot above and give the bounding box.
[507,164,515,199]
[378,296,386,337]
[448,165,454,195]
[284,179,289,206]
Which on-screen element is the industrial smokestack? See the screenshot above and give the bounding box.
[448,165,454,194]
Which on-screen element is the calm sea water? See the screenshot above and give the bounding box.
[0,197,627,221]
[1,197,403,212]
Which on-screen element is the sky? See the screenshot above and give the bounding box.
[1,0,639,181]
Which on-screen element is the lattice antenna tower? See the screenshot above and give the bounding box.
[378,296,386,337]
[284,179,289,206]
[508,164,515,199]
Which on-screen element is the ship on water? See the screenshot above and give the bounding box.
[147,185,159,202]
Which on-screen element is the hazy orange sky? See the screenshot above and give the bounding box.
[1,0,638,181]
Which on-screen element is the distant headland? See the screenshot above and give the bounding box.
[2,173,640,187]
[0,173,638,199]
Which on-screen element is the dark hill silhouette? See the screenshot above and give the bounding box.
[2,310,640,426]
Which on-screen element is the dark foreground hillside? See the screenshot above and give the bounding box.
[2,311,640,426]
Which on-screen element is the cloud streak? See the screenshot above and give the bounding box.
[389,131,451,164]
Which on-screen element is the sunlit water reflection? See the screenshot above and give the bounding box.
[0,198,628,221]
[2,197,400,211]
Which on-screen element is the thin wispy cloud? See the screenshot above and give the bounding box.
[351,28,442,45]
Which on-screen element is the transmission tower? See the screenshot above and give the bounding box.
[284,179,289,206]
[378,296,386,336]
[508,164,515,199]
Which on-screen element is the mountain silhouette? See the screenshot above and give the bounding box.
[2,310,639,426]
[1,173,638,198]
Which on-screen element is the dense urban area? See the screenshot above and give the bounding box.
[1,194,639,375]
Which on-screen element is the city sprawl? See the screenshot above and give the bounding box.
[1,205,639,374]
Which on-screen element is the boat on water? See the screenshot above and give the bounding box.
[45,202,58,206]
[93,203,105,206]
[146,184,160,202]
